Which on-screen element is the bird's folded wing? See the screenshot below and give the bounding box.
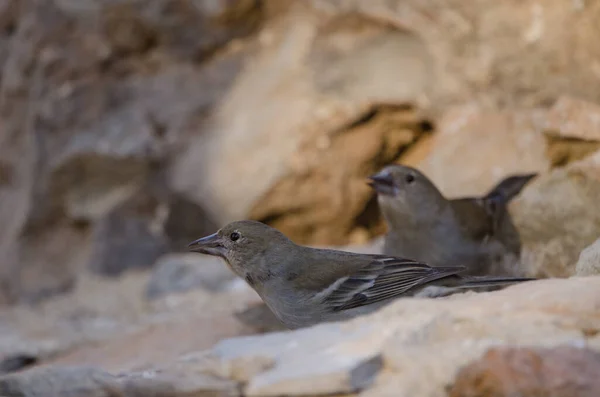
[449,198,495,240]
[322,258,465,311]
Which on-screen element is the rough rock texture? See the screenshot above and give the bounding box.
[0,266,262,375]
[511,151,600,277]
[172,5,435,245]
[0,0,257,303]
[544,96,600,166]
[576,238,600,277]
[448,346,600,397]
[413,104,550,197]
[3,0,600,301]
[3,276,599,397]
[146,253,236,299]
[0,365,241,397]
[2,1,600,394]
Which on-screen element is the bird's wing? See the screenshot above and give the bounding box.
[320,257,465,311]
[484,173,537,203]
[449,198,495,241]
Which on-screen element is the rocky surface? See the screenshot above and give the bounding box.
[448,346,600,397]
[1,0,600,396]
[510,151,600,277]
[2,276,600,396]
[576,238,600,277]
[2,0,600,301]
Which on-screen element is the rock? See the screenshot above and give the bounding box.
[206,324,384,396]
[0,366,122,397]
[448,346,600,397]
[0,0,250,302]
[0,364,242,397]
[511,150,600,277]
[545,96,600,142]
[0,270,261,376]
[544,96,600,166]
[195,276,600,397]
[145,253,236,299]
[119,366,241,397]
[576,238,600,277]
[414,104,550,197]
[0,353,38,375]
[171,4,434,245]
[88,188,170,277]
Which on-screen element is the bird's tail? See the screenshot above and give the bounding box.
[456,276,535,289]
[484,173,537,204]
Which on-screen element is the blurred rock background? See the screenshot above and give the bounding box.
[1,0,600,396]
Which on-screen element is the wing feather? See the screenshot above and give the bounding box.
[323,257,465,311]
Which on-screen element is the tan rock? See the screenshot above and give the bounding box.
[511,150,600,277]
[309,0,600,108]
[197,277,600,397]
[414,105,550,198]
[544,96,600,166]
[0,270,261,375]
[545,96,600,142]
[171,5,433,245]
[448,346,600,397]
[576,238,600,277]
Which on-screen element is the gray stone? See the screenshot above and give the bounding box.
[146,253,236,299]
[0,366,121,397]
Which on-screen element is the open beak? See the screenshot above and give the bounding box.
[187,232,227,257]
[367,172,397,196]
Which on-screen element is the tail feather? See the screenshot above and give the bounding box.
[457,276,535,289]
[484,173,537,204]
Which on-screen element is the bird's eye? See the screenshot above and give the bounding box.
[405,174,415,184]
[230,232,241,241]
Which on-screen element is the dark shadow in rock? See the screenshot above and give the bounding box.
[0,354,38,375]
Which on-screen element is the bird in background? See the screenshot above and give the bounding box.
[188,220,534,329]
[369,164,537,277]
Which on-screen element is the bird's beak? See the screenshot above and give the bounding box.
[187,232,227,257]
[367,172,397,196]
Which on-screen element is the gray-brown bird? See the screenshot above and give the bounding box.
[188,220,533,329]
[369,165,537,277]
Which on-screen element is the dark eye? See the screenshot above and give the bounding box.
[230,232,240,241]
[405,174,415,184]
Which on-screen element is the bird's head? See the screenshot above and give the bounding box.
[368,165,446,225]
[187,220,293,280]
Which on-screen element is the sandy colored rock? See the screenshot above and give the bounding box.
[545,96,600,142]
[0,268,262,375]
[309,0,600,108]
[511,150,600,277]
[576,238,600,277]
[448,346,600,397]
[543,96,600,166]
[190,276,600,397]
[171,5,434,244]
[414,104,549,198]
[206,323,384,396]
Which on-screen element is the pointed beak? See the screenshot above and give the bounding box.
[187,232,227,257]
[367,172,397,196]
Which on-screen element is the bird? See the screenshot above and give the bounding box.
[188,220,534,329]
[368,164,537,277]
